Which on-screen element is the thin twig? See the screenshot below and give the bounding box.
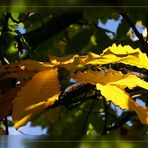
[45,94,97,111]
[131,94,142,99]
[120,13,148,53]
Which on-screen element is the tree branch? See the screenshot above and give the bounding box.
[120,13,148,54]
[0,13,10,64]
[15,12,83,50]
[46,94,97,110]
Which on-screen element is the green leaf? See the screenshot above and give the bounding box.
[93,28,113,53]
[116,19,130,38]
[34,31,66,61]
[65,28,94,55]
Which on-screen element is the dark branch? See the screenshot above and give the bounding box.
[15,12,83,50]
[120,13,148,54]
[3,117,9,135]
[46,94,97,110]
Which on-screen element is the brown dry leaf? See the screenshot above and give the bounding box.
[0,70,34,81]
[12,68,60,129]
[0,80,29,119]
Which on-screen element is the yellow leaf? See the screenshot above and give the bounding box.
[90,35,97,46]
[49,55,78,65]
[129,99,148,125]
[12,68,60,129]
[86,52,121,65]
[72,69,125,85]
[120,51,148,69]
[86,44,148,70]
[110,72,148,90]
[103,44,139,55]
[72,68,148,90]
[96,83,130,109]
[136,20,143,26]
[87,52,100,59]
[97,85,148,124]
[49,54,88,70]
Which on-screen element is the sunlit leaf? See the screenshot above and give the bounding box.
[49,55,78,66]
[96,83,131,109]
[102,44,139,55]
[129,99,148,125]
[49,54,88,70]
[12,68,60,129]
[86,44,148,70]
[72,69,125,85]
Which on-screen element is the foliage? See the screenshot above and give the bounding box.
[0,11,148,136]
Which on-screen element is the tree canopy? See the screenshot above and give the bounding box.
[0,2,148,136]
